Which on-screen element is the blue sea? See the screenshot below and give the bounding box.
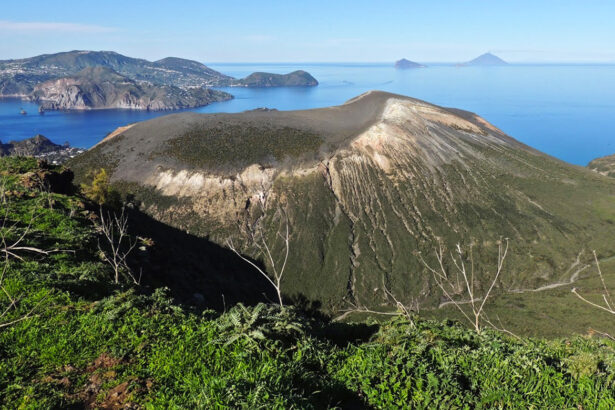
[1,63,614,165]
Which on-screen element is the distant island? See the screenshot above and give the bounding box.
[29,66,232,111]
[0,50,319,110]
[394,58,426,69]
[231,70,318,87]
[458,52,508,66]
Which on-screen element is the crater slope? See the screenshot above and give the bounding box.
[69,91,615,312]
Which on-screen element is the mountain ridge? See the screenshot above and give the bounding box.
[0,50,319,99]
[29,66,233,111]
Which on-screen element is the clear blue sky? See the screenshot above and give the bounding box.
[2,0,614,63]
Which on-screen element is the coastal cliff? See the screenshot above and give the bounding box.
[29,67,232,111]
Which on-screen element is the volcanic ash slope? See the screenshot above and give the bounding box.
[69,91,615,311]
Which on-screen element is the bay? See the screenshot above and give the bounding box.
[1,63,614,165]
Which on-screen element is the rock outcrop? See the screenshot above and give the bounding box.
[20,159,75,194]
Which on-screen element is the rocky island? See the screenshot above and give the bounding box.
[394,58,426,69]
[231,70,318,87]
[29,66,232,111]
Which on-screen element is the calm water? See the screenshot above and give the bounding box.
[1,63,614,165]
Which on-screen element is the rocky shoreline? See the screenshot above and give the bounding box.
[1,134,85,164]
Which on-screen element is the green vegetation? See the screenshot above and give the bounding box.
[80,168,116,206]
[334,319,615,408]
[2,156,615,408]
[160,124,323,170]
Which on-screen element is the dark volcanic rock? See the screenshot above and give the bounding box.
[1,134,60,156]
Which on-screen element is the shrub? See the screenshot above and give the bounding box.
[81,168,120,207]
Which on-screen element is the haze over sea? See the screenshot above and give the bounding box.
[1,62,614,166]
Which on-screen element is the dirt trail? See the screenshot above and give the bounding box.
[507,251,589,294]
[439,253,615,308]
[92,124,134,148]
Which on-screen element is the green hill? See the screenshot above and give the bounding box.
[30,66,232,111]
[68,91,615,314]
[0,50,233,95]
[2,156,615,407]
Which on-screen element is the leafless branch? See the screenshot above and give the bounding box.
[0,180,54,329]
[96,206,139,284]
[419,237,509,334]
[226,208,290,307]
[384,287,420,327]
[588,328,615,341]
[571,250,615,317]
[333,297,401,322]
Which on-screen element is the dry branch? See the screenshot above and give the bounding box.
[0,180,55,329]
[226,208,290,307]
[572,250,615,315]
[96,206,139,284]
[418,238,509,333]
